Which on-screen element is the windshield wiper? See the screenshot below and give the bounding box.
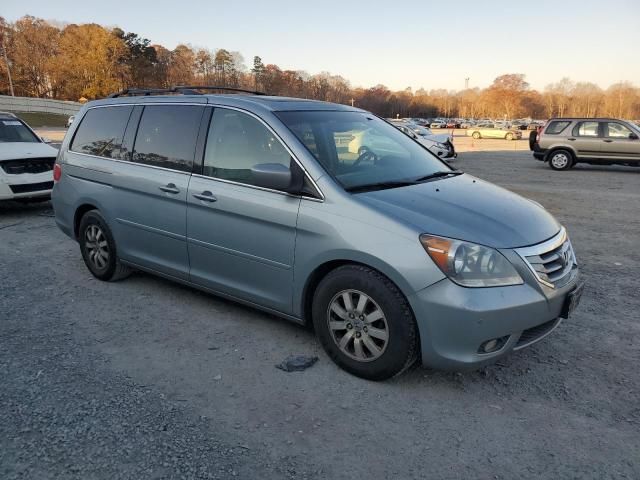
[345,180,418,193]
[414,170,463,182]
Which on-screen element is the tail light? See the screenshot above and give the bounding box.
[53,163,62,182]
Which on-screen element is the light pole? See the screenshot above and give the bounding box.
[1,32,14,97]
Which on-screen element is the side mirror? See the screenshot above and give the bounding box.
[251,163,292,191]
[629,133,639,140]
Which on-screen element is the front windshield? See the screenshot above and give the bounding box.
[276,111,451,191]
[0,119,40,143]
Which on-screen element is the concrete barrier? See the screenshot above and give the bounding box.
[0,95,81,116]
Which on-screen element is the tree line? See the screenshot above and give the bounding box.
[1,15,639,120]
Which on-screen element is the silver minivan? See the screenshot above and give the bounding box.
[52,87,584,380]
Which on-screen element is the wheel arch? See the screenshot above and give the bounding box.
[298,256,418,327]
[73,203,99,239]
[544,146,576,163]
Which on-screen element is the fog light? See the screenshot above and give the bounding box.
[478,336,509,354]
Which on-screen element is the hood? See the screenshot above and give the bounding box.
[357,174,560,249]
[426,133,451,143]
[0,142,59,162]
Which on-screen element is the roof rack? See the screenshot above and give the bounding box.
[107,85,267,98]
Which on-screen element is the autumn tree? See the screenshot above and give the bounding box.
[52,24,126,100]
[167,44,195,86]
[7,16,60,97]
[486,74,529,119]
[2,15,639,120]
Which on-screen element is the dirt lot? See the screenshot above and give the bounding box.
[1,151,639,479]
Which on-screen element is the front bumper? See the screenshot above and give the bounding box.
[0,171,53,200]
[408,267,580,371]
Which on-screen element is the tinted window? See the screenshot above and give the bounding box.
[70,106,133,158]
[545,121,570,135]
[573,121,600,137]
[132,105,204,172]
[0,118,40,143]
[605,122,633,138]
[203,108,293,187]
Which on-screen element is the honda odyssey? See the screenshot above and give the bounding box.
[52,87,584,380]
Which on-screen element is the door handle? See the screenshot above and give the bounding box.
[193,191,217,202]
[603,139,613,143]
[159,183,180,194]
[568,138,576,141]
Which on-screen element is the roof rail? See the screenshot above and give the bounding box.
[107,85,267,98]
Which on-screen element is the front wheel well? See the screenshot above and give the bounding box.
[73,204,98,239]
[545,147,576,163]
[301,260,413,328]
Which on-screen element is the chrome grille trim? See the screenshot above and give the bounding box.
[515,227,577,289]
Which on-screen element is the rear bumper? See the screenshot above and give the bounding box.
[532,144,547,160]
[408,269,580,371]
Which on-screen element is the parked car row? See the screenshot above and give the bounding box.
[401,117,547,131]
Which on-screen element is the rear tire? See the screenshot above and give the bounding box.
[548,149,574,171]
[505,132,514,141]
[472,131,481,139]
[312,265,419,381]
[78,210,131,281]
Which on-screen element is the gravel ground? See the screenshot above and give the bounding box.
[1,151,639,479]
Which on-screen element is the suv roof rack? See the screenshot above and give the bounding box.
[107,85,267,98]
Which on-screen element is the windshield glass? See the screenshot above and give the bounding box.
[276,111,450,191]
[0,119,40,143]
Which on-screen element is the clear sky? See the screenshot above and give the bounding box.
[3,0,639,91]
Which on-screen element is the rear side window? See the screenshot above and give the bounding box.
[545,121,570,135]
[132,105,204,172]
[70,106,133,159]
[573,121,600,137]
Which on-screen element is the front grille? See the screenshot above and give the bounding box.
[8,181,53,194]
[514,319,560,349]
[0,157,55,175]
[516,228,576,289]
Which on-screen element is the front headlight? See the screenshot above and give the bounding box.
[433,142,448,150]
[420,235,523,287]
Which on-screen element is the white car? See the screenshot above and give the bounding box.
[430,120,446,129]
[66,115,75,128]
[0,112,58,202]
[395,124,456,159]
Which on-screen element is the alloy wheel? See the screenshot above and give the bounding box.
[327,289,389,362]
[84,224,109,269]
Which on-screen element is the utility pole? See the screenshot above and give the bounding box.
[1,31,14,96]
[350,98,354,107]
[464,77,469,90]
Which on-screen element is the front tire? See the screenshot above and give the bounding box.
[312,265,418,381]
[505,132,514,141]
[472,131,481,139]
[548,149,574,171]
[78,210,131,281]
